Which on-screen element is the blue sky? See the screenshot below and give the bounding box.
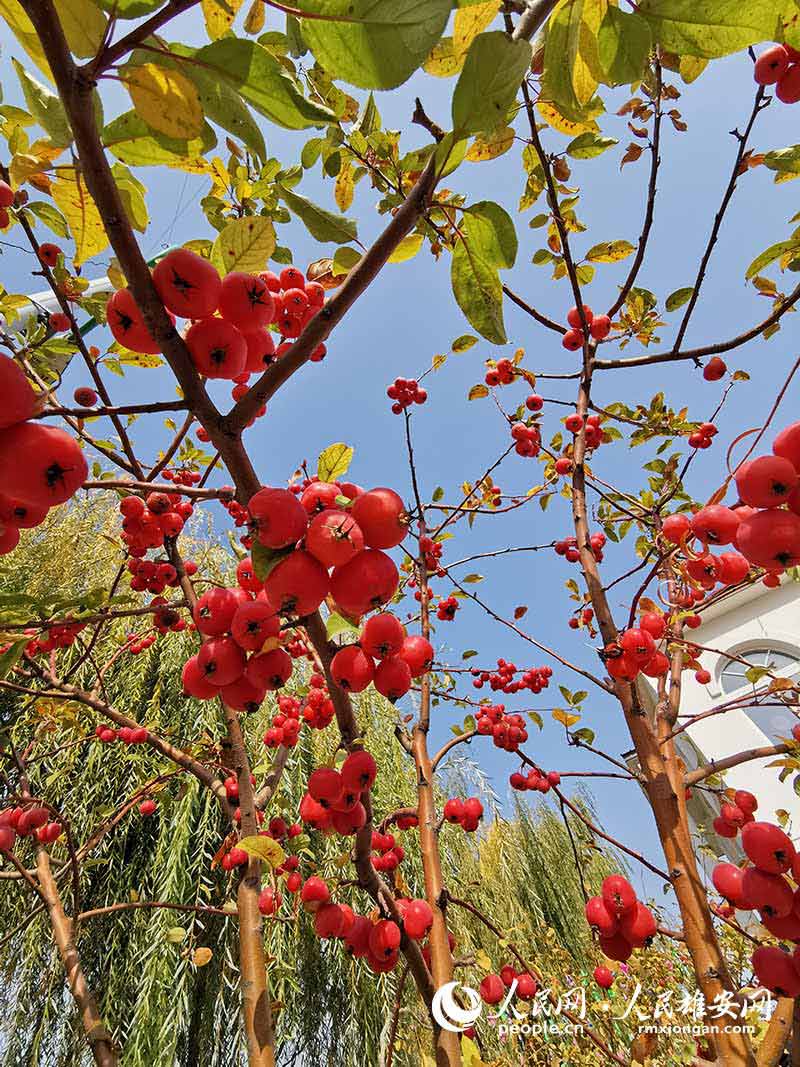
[2,16,799,907]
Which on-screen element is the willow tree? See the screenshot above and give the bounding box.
[0,2,800,1066]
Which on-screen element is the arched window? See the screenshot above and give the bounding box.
[719,645,799,743]
[720,646,799,694]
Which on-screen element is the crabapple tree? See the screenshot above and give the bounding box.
[3,2,800,1067]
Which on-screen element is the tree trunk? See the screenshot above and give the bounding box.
[36,849,118,1067]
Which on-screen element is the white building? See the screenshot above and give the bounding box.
[631,579,800,861]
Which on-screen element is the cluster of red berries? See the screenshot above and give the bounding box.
[443,796,484,832]
[248,482,407,619]
[509,768,561,792]
[568,607,594,630]
[710,788,758,841]
[419,534,444,574]
[0,354,87,555]
[0,803,62,851]
[299,751,377,837]
[754,44,800,103]
[127,557,179,594]
[688,421,718,450]
[479,966,538,1005]
[561,305,611,351]
[120,493,193,558]
[108,250,326,381]
[471,660,552,694]
[151,598,186,635]
[435,595,459,621]
[554,532,606,564]
[664,421,800,580]
[584,874,656,962]
[510,420,541,458]
[162,467,203,488]
[296,874,434,975]
[387,377,427,414]
[124,631,158,656]
[476,704,529,752]
[21,617,86,658]
[564,412,609,450]
[371,829,407,873]
[263,693,302,748]
[603,617,671,682]
[710,810,800,997]
[484,357,517,387]
[330,613,434,702]
[95,723,149,744]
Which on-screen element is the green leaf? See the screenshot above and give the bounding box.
[665,286,694,311]
[238,833,286,868]
[277,184,358,245]
[192,40,335,129]
[317,441,354,481]
[388,233,424,263]
[566,131,618,159]
[326,611,359,639]
[103,111,216,170]
[586,239,635,263]
[745,240,800,280]
[96,0,162,17]
[251,541,294,581]
[300,0,451,90]
[111,163,148,233]
[55,0,107,58]
[332,245,362,276]
[211,216,276,275]
[0,639,26,680]
[452,31,532,135]
[763,146,800,174]
[542,0,605,115]
[169,45,267,162]
[597,7,650,87]
[12,59,71,147]
[462,573,483,583]
[462,201,517,269]
[452,334,477,352]
[452,239,506,344]
[26,200,70,238]
[638,0,786,59]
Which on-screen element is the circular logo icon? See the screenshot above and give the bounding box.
[432,981,483,1033]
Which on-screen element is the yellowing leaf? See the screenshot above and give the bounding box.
[51,167,108,265]
[317,442,354,481]
[192,947,213,967]
[388,233,424,263]
[123,63,203,141]
[335,159,354,212]
[454,1,498,55]
[475,948,493,972]
[55,0,107,59]
[424,37,464,77]
[468,383,489,400]
[243,0,264,34]
[586,239,635,263]
[552,707,581,728]
[0,0,52,80]
[202,0,244,39]
[537,101,597,135]
[238,834,285,869]
[466,126,514,162]
[211,216,276,274]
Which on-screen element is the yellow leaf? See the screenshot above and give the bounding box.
[454,1,498,55]
[9,143,64,187]
[571,0,606,106]
[388,233,424,263]
[537,101,597,136]
[475,948,492,973]
[210,216,276,274]
[552,707,581,728]
[465,126,515,162]
[335,160,354,213]
[192,947,213,967]
[238,834,285,869]
[586,239,635,263]
[243,0,264,34]
[202,0,244,39]
[123,64,203,141]
[55,0,106,59]
[0,0,52,80]
[51,166,108,265]
[423,37,464,78]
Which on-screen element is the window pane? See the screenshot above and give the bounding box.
[720,647,798,695]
